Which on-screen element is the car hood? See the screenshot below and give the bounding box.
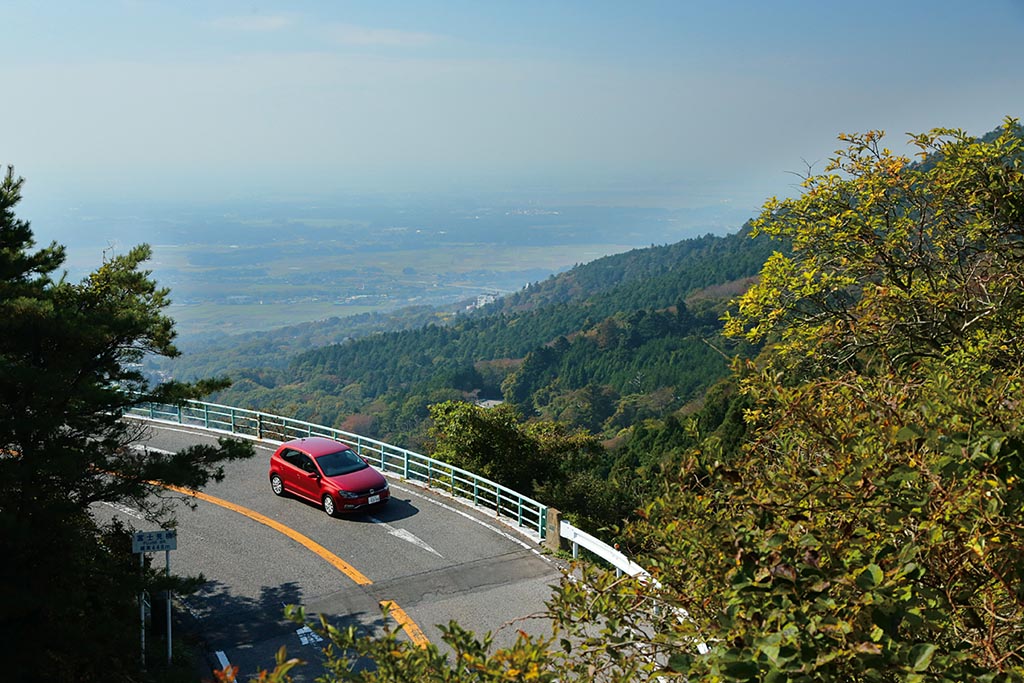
[328,466,386,492]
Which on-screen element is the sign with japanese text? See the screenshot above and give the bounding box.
[132,529,177,553]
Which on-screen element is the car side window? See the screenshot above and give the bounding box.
[280,448,303,467]
[297,455,317,473]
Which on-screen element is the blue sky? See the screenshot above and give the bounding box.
[3,1,1023,211]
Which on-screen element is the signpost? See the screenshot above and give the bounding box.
[133,530,177,667]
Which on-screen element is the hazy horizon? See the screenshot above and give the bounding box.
[5,1,1023,219]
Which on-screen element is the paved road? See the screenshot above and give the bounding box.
[100,422,563,680]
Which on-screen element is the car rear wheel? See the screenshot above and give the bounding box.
[270,474,285,496]
[322,494,337,517]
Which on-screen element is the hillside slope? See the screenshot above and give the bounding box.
[210,225,778,442]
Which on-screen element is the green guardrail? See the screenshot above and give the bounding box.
[125,399,548,540]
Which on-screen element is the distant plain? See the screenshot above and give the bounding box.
[42,196,752,337]
[159,242,639,335]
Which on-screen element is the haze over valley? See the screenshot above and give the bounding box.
[40,194,752,337]
[5,2,1024,680]
[10,1,1022,342]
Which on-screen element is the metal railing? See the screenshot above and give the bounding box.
[125,399,549,541]
[560,522,710,655]
[126,399,654,580]
[126,399,708,662]
[559,520,646,577]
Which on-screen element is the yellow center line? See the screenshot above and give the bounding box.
[380,600,430,649]
[162,483,429,647]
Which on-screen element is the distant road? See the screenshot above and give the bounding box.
[100,423,562,681]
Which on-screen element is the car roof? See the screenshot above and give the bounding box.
[281,437,351,457]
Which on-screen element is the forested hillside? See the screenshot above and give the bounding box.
[198,224,775,531]
[0,167,255,682]
[483,228,772,314]
[210,226,775,443]
[152,303,448,379]
[8,117,1022,683]
[255,119,1024,683]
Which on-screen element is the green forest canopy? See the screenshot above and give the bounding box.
[253,119,1024,682]
[0,166,255,681]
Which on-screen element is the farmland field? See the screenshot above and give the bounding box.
[154,242,639,335]
[44,196,746,337]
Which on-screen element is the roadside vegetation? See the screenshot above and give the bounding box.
[189,223,775,534]
[252,119,1024,681]
[0,166,254,682]
[4,117,1022,681]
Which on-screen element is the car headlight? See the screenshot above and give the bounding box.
[335,490,360,499]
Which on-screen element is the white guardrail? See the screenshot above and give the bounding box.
[559,521,646,577]
[125,399,641,576]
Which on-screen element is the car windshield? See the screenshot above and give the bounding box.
[316,448,368,477]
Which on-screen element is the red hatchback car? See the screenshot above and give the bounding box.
[269,437,390,516]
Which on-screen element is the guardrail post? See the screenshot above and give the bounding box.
[203,404,210,429]
[543,508,560,552]
[230,409,236,434]
[257,414,263,440]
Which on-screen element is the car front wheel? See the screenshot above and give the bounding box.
[270,474,285,496]
[322,494,337,517]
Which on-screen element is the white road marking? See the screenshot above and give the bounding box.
[215,651,230,670]
[296,625,323,645]
[140,428,551,563]
[132,423,279,451]
[389,484,547,560]
[368,516,443,557]
[141,445,445,558]
[102,501,145,520]
[132,444,170,454]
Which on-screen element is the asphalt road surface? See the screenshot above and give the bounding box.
[99,421,564,681]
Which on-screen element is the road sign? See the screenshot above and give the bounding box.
[132,529,177,553]
[133,530,178,666]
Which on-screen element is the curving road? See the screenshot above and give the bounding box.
[99,422,564,680]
